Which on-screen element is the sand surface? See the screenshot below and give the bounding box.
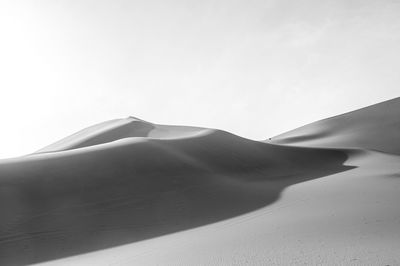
[1,98,400,265]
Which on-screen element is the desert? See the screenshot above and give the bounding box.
[0,98,399,265]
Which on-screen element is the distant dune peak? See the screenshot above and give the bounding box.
[126,116,149,122]
[34,117,210,154]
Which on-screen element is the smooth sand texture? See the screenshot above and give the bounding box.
[1,98,400,265]
[271,97,400,155]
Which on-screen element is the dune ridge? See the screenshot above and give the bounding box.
[35,117,207,154]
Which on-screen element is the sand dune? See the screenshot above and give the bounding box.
[1,98,400,265]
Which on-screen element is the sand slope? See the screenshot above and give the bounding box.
[1,98,400,265]
[271,97,400,154]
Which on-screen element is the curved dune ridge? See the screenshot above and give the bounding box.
[0,97,400,265]
[271,97,400,155]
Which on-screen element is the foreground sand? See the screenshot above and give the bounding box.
[39,150,400,266]
[1,98,400,265]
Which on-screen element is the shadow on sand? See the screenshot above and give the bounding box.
[0,131,355,265]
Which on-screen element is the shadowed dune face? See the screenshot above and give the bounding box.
[0,125,354,265]
[271,97,400,155]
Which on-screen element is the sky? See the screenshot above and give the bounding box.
[0,0,399,159]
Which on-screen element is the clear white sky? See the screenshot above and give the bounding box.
[0,0,399,159]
